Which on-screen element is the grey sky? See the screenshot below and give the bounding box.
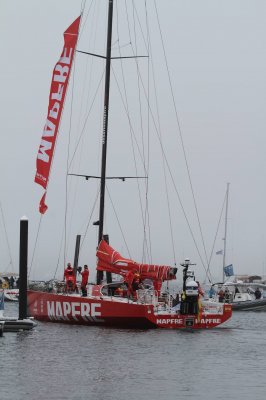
[1,0,266,283]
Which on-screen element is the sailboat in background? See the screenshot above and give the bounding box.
[210,184,266,310]
[28,1,232,328]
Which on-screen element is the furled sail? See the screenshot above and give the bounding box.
[34,16,81,214]
[96,240,177,282]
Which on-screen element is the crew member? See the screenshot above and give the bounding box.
[9,276,15,289]
[64,263,76,292]
[80,265,89,297]
[255,287,262,300]
[224,287,230,303]
[124,270,134,298]
[218,289,225,303]
[125,271,142,300]
[132,273,143,300]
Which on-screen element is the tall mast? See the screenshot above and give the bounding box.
[222,182,230,282]
[97,0,114,284]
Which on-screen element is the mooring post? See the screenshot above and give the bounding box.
[19,216,28,320]
[0,321,4,337]
[73,234,81,277]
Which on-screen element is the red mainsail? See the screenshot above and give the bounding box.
[96,240,177,283]
[34,16,81,213]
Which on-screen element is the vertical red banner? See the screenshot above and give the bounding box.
[35,16,81,214]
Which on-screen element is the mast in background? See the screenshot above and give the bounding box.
[97,0,114,284]
[222,182,230,282]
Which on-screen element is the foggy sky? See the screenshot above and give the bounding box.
[1,0,266,284]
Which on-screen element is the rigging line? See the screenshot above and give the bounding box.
[53,228,65,279]
[132,0,149,52]
[132,2,150,263]
[65,2,100,258]
[4,260,13,273]
[205,191,227,283]
[131,49,208,273]
[143,0,152,264]
[114,5,150,262]
[80,188,100,249]
[78,0,94,40]
[0,201,14,271]
[112,41,132,50]
[115,6,150,263]
[145,1,177,266]
[29,215,42,278]
[124,0,133,44]
[106,185,131,259]
[116,3,147,174]
[111,68,147,173]
[79,0,99,129]
[67,68,105,171]
[64,47,78,270]
[111,7,149,175]
[154,0,209,269]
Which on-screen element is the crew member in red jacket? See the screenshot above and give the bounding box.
[124,271,145,300]
[80,265,89,296]
[64,263,76,292]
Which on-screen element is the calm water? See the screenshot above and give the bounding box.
[1,302,266,400]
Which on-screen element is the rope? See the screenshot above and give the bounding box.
[106,185,131,258]
[0,202,14,272]
[114,2,151,263]
[205,190,227,284]
[80,188,100,250]
[154,0,209,270]
[145,1,177,266]
[29,215,42,278]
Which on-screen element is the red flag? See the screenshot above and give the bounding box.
[39,193,48,214]
[35,16,81,212]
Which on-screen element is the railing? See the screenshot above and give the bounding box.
[136,289,158,305]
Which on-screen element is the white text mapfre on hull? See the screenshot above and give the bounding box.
[156,318,222,325]
[35,300,103,322]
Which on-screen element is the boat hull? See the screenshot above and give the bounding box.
[27,290,232,329]
[232,298,266,311]
[4,289,19,302]
[0,318,36,332]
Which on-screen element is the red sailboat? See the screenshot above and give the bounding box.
[28,2,232,329]
[28,239,231,328]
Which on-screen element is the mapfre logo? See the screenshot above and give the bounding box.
[47,301,103,322]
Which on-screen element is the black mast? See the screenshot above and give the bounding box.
[97,0,114,284]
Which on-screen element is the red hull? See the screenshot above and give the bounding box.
[27,290,232,329]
